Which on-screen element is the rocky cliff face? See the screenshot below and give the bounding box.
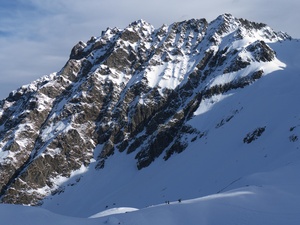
[0,14,290,205]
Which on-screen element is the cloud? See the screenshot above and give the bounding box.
[0,0,299,99]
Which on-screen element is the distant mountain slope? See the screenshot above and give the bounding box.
[0,14,299,222]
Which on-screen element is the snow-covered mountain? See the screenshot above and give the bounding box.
[1,13,300,224]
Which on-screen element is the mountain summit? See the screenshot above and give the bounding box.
[0,14,300,222]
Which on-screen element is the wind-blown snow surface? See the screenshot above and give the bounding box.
[1,38,294,224]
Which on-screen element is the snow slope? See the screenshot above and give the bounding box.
[1,162,300,225]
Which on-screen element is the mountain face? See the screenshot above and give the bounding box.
[0,13,296,209]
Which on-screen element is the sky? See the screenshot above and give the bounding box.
[0,0,299,99]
